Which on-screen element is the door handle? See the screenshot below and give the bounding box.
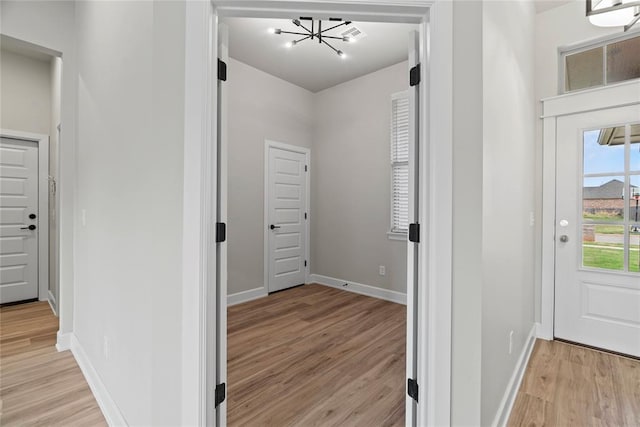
[21,225,37,231]
[270,224,280,230]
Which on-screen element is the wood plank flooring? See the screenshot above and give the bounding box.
[508,339,640,426]
[227,284,406,427]
[0,301,106,426]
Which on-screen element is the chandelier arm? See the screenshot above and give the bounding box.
[297,22,312,34]
[624,12,640,31]
[320,21,350,34]
[280,30,311,37]
[322,35,348,41]
[321,39,341,55]
[294,35,312,43]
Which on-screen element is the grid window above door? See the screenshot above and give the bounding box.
[390,91,409,236]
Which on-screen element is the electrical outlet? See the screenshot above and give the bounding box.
[509,330,514,354]
[81,209,87,227]
[529,212,535,227]
[379,265,386,276]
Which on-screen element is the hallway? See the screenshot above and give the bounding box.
[0,302,105,426]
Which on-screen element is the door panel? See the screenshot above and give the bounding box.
[0,137,39,304]
[267,145,307,293]
[555,105,640,357]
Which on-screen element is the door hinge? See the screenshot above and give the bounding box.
[218,59,227,82]
[407,378,419,402]
[304,260,307,267]
[408,223,420,243]
[216,222,226,243]
[305,165,308,172]
[214,383,226,408]
[304,212,307,220]
[409,63,421,87]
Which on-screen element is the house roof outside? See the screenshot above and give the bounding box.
[584,179,639,199]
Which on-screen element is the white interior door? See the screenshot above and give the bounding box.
[555,104,640,357]
[266,144,308,293]
[0,137,39,304]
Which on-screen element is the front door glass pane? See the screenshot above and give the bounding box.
[584,128,624,174]
[582,126,639,273]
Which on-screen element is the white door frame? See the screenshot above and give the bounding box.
[0,128,50,303]
[263,140,311,293]
[183,1,454,425]
[539,79,640,340]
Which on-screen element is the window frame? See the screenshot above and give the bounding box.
[559,30,640,94]
[388,90,409,240]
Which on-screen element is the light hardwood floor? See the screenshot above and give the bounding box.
[227,284,406,427]
[0,301,106,426]
[508,339,640,426]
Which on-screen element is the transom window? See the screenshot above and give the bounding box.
[561,32,640,93]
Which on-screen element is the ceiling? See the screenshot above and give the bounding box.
[535,0,574,14]
[222,18,417,93]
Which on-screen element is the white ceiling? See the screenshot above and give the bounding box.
[222,18,417,93]
[535,0,574,14]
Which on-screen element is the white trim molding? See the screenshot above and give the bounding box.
[69,334,128,426]
[56,331,71,352]
[310,274,407,305]
[227,287,268,306]
[0,129,50,304]
[491,324,537,427]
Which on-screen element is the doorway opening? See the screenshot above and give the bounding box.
[0,35,62,315]
[221,14,417,426]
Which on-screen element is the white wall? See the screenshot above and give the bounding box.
[481,1,536,424]
[227,58,314,295]
[0,0,77,334]
[533,0,622,323]
[312,61,408,293]
[450,1,483,424]
[73,1,185,424]
[0,49,51,134]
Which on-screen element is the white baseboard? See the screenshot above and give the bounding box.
[70,334,128,426]
[227,287,268,306]
[492,324,537,427]
[309,274,407,305]
[56,331,71,352]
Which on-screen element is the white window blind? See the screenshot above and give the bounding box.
[391,92,409,234]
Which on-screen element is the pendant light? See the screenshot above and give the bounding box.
[587,0,640,31]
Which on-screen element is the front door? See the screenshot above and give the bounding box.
[266,144,307,293]
[555,105,640,357]
[0,137,39,304]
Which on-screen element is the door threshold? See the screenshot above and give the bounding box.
[554,338,640,361]
[268,283,306,295]
[0,298,39,308]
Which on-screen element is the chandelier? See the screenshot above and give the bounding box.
[586,0,640,31]
[270,18,354,58]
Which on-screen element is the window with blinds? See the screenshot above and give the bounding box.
[390,91,409,235]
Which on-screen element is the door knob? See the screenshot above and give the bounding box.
[270,224,280,230]
[21,225,36,231]
[559,235,569,242]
